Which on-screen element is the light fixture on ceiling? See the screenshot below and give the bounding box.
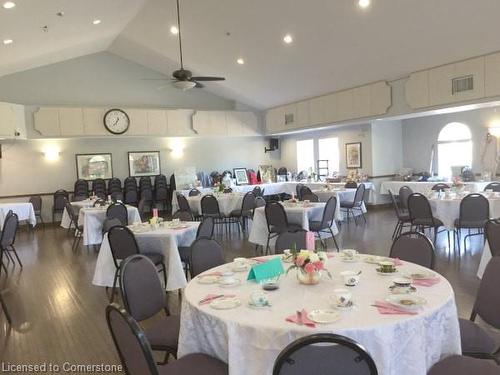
[170,26,179,34]
[2,1,15,9]
[3,39,13,45]
[92,19,101,25]
[283,34,293,44]
[358,0,371,9]
[173,80,196,90]
[237,58,245,65]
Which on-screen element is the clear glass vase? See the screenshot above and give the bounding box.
[297,269,321,285]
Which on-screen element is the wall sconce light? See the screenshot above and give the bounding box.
[43,147,60,161]
[489,127,500,137]
[168,138,185,159]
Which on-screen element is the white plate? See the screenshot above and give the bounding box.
[385,294,427,310]
[364,255,387,264]
[308,309,340,324]
[376,269,398,276]
[197,275,220,284]
[231,265,249,273]
[403,270,435,280]
[217,278,241,287]
[210,297,241,310]
[340,255,361,263]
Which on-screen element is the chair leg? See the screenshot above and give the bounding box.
[329,228,340,251]
[161,263,167,288]
[0,293,11,324]
[391,221,399,239]
[265,235,271,256]
[9,246,22,268]
[109,269,119,303]
[433,227,438,245]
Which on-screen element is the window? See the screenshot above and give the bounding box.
[296,139,314,173]
[437,122,472,178]
[318,137,340,175]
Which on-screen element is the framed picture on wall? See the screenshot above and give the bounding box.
[345,142,362,169]
[128,151,161,177]
[233,168,249,185]
[75,153,113,180]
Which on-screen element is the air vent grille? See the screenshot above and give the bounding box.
[284,113,294,125]
[452,75,474,95]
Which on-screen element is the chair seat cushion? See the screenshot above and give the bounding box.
[270,224,302,234]
[143,314,180,352]
[459,318,497,355]
[454,219,488,229]
[413,217,444,228]
[143,252,165,265]
[160,353,228,375]
[309,221,327,231]
[340,201,355,208]
[428,355,500,375]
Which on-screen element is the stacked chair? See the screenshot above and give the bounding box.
[154,174,169,212]
[108,178,123,202]
[92,178,107,199]
[52,189,69,222]
[139,177,153,216]
[123,177,138,206]
[73,179,89,201]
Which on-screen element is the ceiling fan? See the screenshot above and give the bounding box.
[150,0,225,90]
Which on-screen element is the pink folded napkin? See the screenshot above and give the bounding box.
[252,257,267,264]
[391,257,403,266]
[372,301,418,315]
[411,277,440,287]
[285,309,316,328]
[326,253,335,258]
[199,294,236,305]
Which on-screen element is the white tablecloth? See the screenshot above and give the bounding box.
[60,199,97,228]
[172,193,245,217]
[0,202,37,227]
[92,222,199,291]
[428,194,500,231]
[477,243,492,279]
[79,206,141,246]
[248,203,339,248]
[380,181,491,195]
[178,255,461,375]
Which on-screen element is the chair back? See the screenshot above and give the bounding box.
[398,186,413,211]
[74,179,89,195]
[172,210,193,221]
[473,256,500,328]
[108,178,122,193]
[486,219,500,257]
[265,202,289,234]
[188,189,201,197]
[408,193,434,222]
[124,177,137,190]
[201,195,221,217]
[176,193,191,212]
[344,181,357,189]
[169,174,176,192]
[137,197,147,221]
[301,193,319,202]
[64,200,78,221]
[120,255,165,322]
[299,186,313,200]
[106,304,159,375]
[241,192,256,213]
[275,230,307,254]
[53,189,69,210]
[124,190,138,205]
[0,212,18,248]
[296,184,304,200]
[107,203,128,225]
[29,195,42,212]
[93,199,107,207]
[389,232,435,269]
[93,178,107,195]
[197,217,215,239]
[458,193,489,226]
[353,184,366,206]
[431,183,450,192]
[319,197,337,229]
[388,190,405,220]
[252,186,262,197]
[102,218,122,234]
[484,182,500,192]
[108,226,139,268]
[273,333,378,375]
[190,238,225,277]
[255,196,266,208]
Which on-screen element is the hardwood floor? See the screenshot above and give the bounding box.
[0,208,496,372]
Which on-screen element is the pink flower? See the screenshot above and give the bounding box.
[295,256,305,267]
[313,261,324,270]
[304,262,316,274]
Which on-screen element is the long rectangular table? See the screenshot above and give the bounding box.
[0,202,37,227]
[380,181,491,195]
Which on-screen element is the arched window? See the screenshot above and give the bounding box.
[437,122,472,178]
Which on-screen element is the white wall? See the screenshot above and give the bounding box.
[279,123,373,176]
[402,106,500,175]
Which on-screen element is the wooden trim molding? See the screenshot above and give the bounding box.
[367,174,396,179]
[0,191,75,199]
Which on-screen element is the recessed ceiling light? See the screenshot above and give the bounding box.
[358,0,371,9]
[170,26,179,35]
[3,39,13,45]
[92,19,101,25]
[2,1,15,9]
[236,58,245,65]
[283,34,293,44]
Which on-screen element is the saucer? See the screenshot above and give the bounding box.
[376,268,398,276]
[389,285,417,294]
[231,265,249,272]
[247,300,272,309]
[340,255,360,263]
[210,297,241,310]
[197,275,220,284]
[364,255,387,264]
[385,294,427,310]
[308,309,340,324]
[218,278,241,287]
[403,270,435,280]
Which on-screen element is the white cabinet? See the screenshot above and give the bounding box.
[370,81,392,115]
[405,71,429,109]
[323,93,338,124]
[336,89,354,121]
[0,102,26,139]
[34,107,60,136]
[167,109,195,136]
[429,64,455,105]
[147,110,168,136]
[193,111,227,136]
[59,108,84,136]
[295,101,310,128]
[83,108,107,136]
[226,111,260,136]
[265,107,285,133]
[485,52,500,97]
[126,109,149,136]
[352,85,371,118]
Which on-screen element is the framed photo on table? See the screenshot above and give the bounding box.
[233,168,249,185]
[75,153,113,180]
[346,142,362,169]
[128,151,161,177]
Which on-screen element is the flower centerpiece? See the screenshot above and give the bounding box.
[286,249,331,285]
[452,176,464,193]
[213,182,225,193]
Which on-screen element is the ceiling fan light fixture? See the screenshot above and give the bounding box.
[173,80,196,90]
[170,26,179,34]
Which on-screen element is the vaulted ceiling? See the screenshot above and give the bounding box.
[3,0,500,110]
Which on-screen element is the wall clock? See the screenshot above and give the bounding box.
[103,109,130,135]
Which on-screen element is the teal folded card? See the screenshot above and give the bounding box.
[247,257,285,282]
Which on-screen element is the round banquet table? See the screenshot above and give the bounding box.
[178,255,461,375]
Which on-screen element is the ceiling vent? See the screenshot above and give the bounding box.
[284,113,294,125]
[452,75,474,95]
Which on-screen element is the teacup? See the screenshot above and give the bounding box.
[341,249,358,259]
[393,278,411,288]
[233,257,247,270]
[172,218,180,224]
[250,291,268,306]
[379,261,396,273]
[332,288,352,307]
[283,249,291,257]
[303,200,310,204]
[340,271,360,286]
[221,272,236,284]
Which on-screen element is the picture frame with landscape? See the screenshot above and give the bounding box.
[233,168,249,185]
[75,153,113,180]
[346,142,362,169]
[128,151,161,177]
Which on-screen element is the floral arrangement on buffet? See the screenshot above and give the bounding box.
[344,169,368,183]
[452,176,464,191]
[213,182,226,193]
[286,249,331,285]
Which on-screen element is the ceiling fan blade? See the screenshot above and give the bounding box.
[191,76,225,81]
[194,81,205,88]
[142,78,171,81]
